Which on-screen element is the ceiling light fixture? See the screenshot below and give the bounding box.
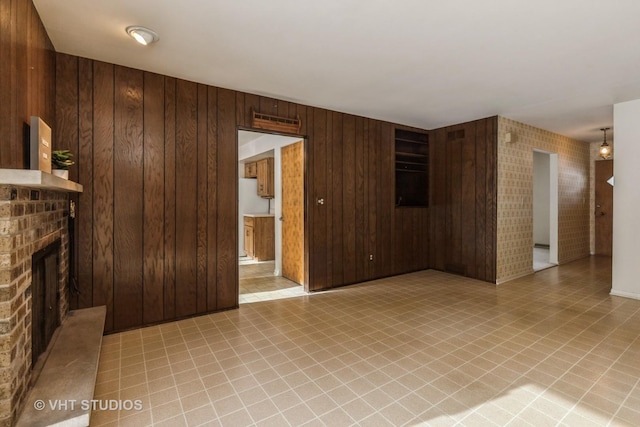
[126,26,159,46]
[599,127,612,159]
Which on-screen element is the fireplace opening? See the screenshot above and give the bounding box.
[31,240,61,366]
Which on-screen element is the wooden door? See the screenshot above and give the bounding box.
[281,141,305,284]
[595,160,613,256]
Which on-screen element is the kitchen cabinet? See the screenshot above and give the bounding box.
[257,158,274,198]
[244,161,257,178]
[244,215,274,261]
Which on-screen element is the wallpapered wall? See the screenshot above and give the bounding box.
[496,117,591,283]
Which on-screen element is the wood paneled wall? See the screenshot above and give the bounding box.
[0,0,55,168]
[56,54,430,332]
[430,117,497,282]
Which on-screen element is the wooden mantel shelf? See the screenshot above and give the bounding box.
[0,169,83,193]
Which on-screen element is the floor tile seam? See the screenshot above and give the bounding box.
[398,399,439,424]
[607,375,640,427]
[457,409,504,427]
[497,292,622,367]
[578,332,640,423]
[551,305,640,369]
[510,305,640,427]
[146,329,195,426]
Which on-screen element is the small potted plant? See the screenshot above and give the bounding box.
[51,149,74,179]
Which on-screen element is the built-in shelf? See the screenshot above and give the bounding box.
[395,129,428,207]
[0,169,83,193]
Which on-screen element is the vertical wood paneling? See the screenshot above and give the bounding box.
[113,66,144,330]
[310,108,328,290]
[354,117,365,280]
[485,117,497,281]
[475,120,487,279]
[461,122,476,276]
[304,106,315,289]
[0,0,55,168]
[393,210,405,274]
[163,77,177,320]
[55,53,78,307]
[216,88,237,309]
[378,123,394,277]
[92,61,115,331]
[175,79,198,317]
[259,96,278,116]
[449,134,462,271]
[142,72,165,324]
[368,120,378,279]
[0,0,12,165]
[330,112,344,286]
[243,93,260,128]
[325,111,334,285]
[206,86,218,310]
[76,57,93,309]
[342,115,356,285]
[197,84,208,314]
[430,117,498,283]
[14,0,26,165]
[49,52,477,332]
[433,128,445,271]
[235,92,245,127]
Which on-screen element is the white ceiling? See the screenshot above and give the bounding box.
[34,0,640,144]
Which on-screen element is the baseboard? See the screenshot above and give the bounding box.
[610,289,640,300]
[496,269,535,285]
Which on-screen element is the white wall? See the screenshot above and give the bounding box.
[611,99,640,299]
[533,151,550,245]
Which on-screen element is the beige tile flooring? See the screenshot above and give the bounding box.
[91,256,640,426]
[239,261,306,304]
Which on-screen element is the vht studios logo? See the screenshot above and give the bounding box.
[34,399,143,411]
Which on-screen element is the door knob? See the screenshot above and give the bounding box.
[316,198,324,205]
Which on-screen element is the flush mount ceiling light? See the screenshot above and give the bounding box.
[599,127,612,159]
[126,26,159,46]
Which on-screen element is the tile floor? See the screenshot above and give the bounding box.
[239,261,307,304]
[91,256,640,426]
[533,247,556,272]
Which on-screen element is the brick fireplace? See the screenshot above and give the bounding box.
[0,178,78,426]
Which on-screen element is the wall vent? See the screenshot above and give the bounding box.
[447,129,465,141]
[251,109,301,134]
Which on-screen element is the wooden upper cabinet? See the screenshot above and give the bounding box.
[244,161,257,178]
[257,158,274,198]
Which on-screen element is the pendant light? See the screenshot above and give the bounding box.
[599,127,611,159]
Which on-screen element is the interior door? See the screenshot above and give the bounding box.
[281,141,304,284]
[595,159,613,256]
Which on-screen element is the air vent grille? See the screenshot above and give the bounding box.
[251,109,301,134]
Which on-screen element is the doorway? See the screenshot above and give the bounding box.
[533,150,558,271]
[594,160,613,256]
[237,130,306,303]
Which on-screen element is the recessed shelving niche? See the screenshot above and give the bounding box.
[395,129,428,207]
